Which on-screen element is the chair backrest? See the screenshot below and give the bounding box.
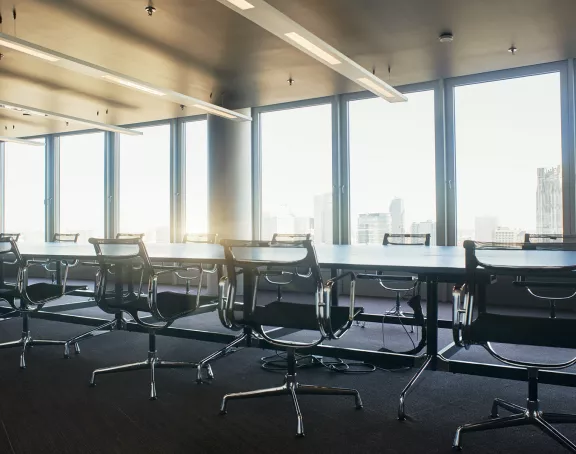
[221,238,323,303]
[0,237,23,266]
[383,233,430,246]
[53,233,79,243]
[89,237,152,270]
[183,233,218,244]
[116,233,145,240]
[0,233,20,242]
[460,240,576,350]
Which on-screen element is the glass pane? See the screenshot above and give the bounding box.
[260,104,333,243]
[119,124,171,243]
[349,91,436,245]
[59,132,105,241]
[185,120,208,236]
[4,140,45,242]
[455,73,562,245]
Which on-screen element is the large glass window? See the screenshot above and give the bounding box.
[4,140,45,241]
[455,72,562,245]
[349,91,436,245]
[59,132,105,240]
[260,104,333,243]
[185,120,208,235]
[119,124,170,242]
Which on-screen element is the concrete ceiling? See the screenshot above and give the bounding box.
[0,0,574,137]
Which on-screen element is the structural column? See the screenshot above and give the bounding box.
[207,109,253,240]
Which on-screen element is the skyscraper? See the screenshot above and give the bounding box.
[475,216,498,241]
[536,165,562,235]
[389,198,405,234]
[313,193,333,244]
[357,213,391,244]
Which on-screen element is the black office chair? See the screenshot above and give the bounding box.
[452,240,576,452]
[522,233,576,318]
[0,237,87,368]
[266,233,313,302]
[87,237,218,399]
[218,238,363,437]
[175,233,219,294]
[44,233,80,284]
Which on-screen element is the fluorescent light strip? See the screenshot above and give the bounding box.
[0,136,44,146]
[0,100,142,136]
[0,32,251,122]
[285,32,340,65]
[215,0,407,103]
[0,37,59,62]
[356,78,395,99]
[226,0,255,10]
[193,104,236,119]
[102,75,166,96]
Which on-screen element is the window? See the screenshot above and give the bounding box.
[260,104,333,243]
[59,132,105,240]
[455,72,562,245]
[3,140,46,242]
[349,91,436,244]
[119,124,171,242]
[185,120,208,235]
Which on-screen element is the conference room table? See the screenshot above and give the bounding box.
[3,241,576,417]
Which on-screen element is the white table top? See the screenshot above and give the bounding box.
[10,242,576,276]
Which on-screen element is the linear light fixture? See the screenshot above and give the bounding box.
[0,136,44,146]
[0,32,251,121]
[0,101,142,135]
[225,0,255,10]
[215,0,407,103]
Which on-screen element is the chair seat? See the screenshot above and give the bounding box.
[108,292,217,319]
[249,301,363,331]
[470,313,576,349]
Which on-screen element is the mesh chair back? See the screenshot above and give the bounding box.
[0,233,20,242]
[89,238,151,268]
[53,233,79,243]
[383,233,430,246]
[0,237,22,266]
[183,233,218,244]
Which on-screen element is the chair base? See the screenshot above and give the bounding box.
[89,332,212,400]
[454,397,576,452]
[63,318,118,358]
[220,348,362,437]
[195,332,247,384]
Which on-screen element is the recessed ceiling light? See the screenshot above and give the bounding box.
[438,32,454,43]
[508,45,518,55]
[226,0,255,10]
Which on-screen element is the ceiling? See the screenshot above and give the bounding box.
[0,0,575,137]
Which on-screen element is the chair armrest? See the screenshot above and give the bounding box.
[452,284,468,348]
[322,271,357,339]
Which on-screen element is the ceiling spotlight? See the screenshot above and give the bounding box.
[438,32,454,43]
[508,45,518,55]
[145,1,156,16]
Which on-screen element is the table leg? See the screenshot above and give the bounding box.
[242,268,254,347]
[55,262,62,285]
[425,277,439,368]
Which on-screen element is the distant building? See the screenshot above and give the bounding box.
[410,220,436,246]
[357,213,391,244]
[475,216,498,242]
[389,198,405,234]
[494,226,525,244]
[261,205,296,240]
[536,165,562,235]
[313,193,332,244]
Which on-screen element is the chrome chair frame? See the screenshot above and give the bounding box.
[87,237,218,399]
[452,240,576,452]
[44,233,80,284]
[175,233,218,295]
[522,233,576,318]
[218,239,362,437]
[0,237,87,368]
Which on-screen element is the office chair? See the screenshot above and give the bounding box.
[452,240,576,452]
[218,238,363,437]
[88,237,218,399]
[522,233,576,318]
[0,237,87,368]
[267,233,312,302]
[44,233,80,284]
[175,233,218,294]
